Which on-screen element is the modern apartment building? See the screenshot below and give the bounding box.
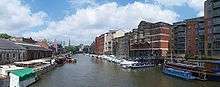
[124,32,131,60]
[205,0,220,57]
[113,36,123,59]
[172,17,205,58]
[172,21,187,57]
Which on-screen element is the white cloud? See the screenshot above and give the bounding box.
[187,0,206,16]
[25,2,179,44]
[155,0,206,16]
[69,0,97,9]
[0,0,47,34]
[155,0,187,6]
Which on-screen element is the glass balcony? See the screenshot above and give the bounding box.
[213,8,220,17]
[213,26,220,34]
[213,17,220,25]
[213,1,220,9]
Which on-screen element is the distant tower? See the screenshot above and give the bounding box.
[61,41,63,46]
[54,39,58,52]
[68,39,71,46]
[63,41,66,46]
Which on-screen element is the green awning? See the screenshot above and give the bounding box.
[11,68,36,81]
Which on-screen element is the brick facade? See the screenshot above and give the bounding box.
[95,34,105,55]
[129,21,171,58]
[186,21,198,56]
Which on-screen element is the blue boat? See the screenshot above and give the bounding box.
[163,68,196,80]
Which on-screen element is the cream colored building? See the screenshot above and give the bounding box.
[104,30,125,55]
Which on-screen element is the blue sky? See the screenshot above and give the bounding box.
[24,0,197,21]
[0,0,206,45]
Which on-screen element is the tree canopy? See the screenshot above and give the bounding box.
[0,33,12,39]
[65,45,79,54]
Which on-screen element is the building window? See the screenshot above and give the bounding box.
[0,53,2,61]
[213,26,220,34]
[18,53,21,60]
[13,54,16,58]
[6,53,9,58]
[6,53,10,60]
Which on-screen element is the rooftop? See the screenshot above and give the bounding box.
[0,39,25,50]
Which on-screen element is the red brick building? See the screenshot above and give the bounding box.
[186,21,198,56]
[95,34,105,55]
[129,21,171,58]
[185,17,205,58]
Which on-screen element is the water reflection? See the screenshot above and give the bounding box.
[31,54,220,87]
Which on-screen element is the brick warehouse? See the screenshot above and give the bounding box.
[129,21,171,59]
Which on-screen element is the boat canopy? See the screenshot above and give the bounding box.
[11,68,36,81]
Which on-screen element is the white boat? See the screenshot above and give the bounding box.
[120,60,138,68]
[130,63,155,68]
[120,60,155,69]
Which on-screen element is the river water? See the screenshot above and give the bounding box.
[31,54,220,87]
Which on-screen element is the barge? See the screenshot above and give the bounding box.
[163,60,220,81]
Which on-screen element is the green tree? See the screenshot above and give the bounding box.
[0,33,12,39]
[65,46,79,54]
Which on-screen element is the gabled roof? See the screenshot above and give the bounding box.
[0,39,25,50]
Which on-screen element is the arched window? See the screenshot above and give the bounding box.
[6,53,9,58]
[18,53,21,60]
[0,53,2,61]
[13,53,16,58]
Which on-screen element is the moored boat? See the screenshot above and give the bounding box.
[163,67,196,80]
[163,60,220,81]
[130,63,155,69]
[66,58,77,63]
[10,68,38,87]
[120,61,154,69]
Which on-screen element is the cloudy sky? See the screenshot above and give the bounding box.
[0,0,206,45]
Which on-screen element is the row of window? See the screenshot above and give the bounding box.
[213,8,220,17]
[214,41,220,48]
[213,17,220,25]
[0,53,22,61]
[213,1,220,9]
[213,26,220,33]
